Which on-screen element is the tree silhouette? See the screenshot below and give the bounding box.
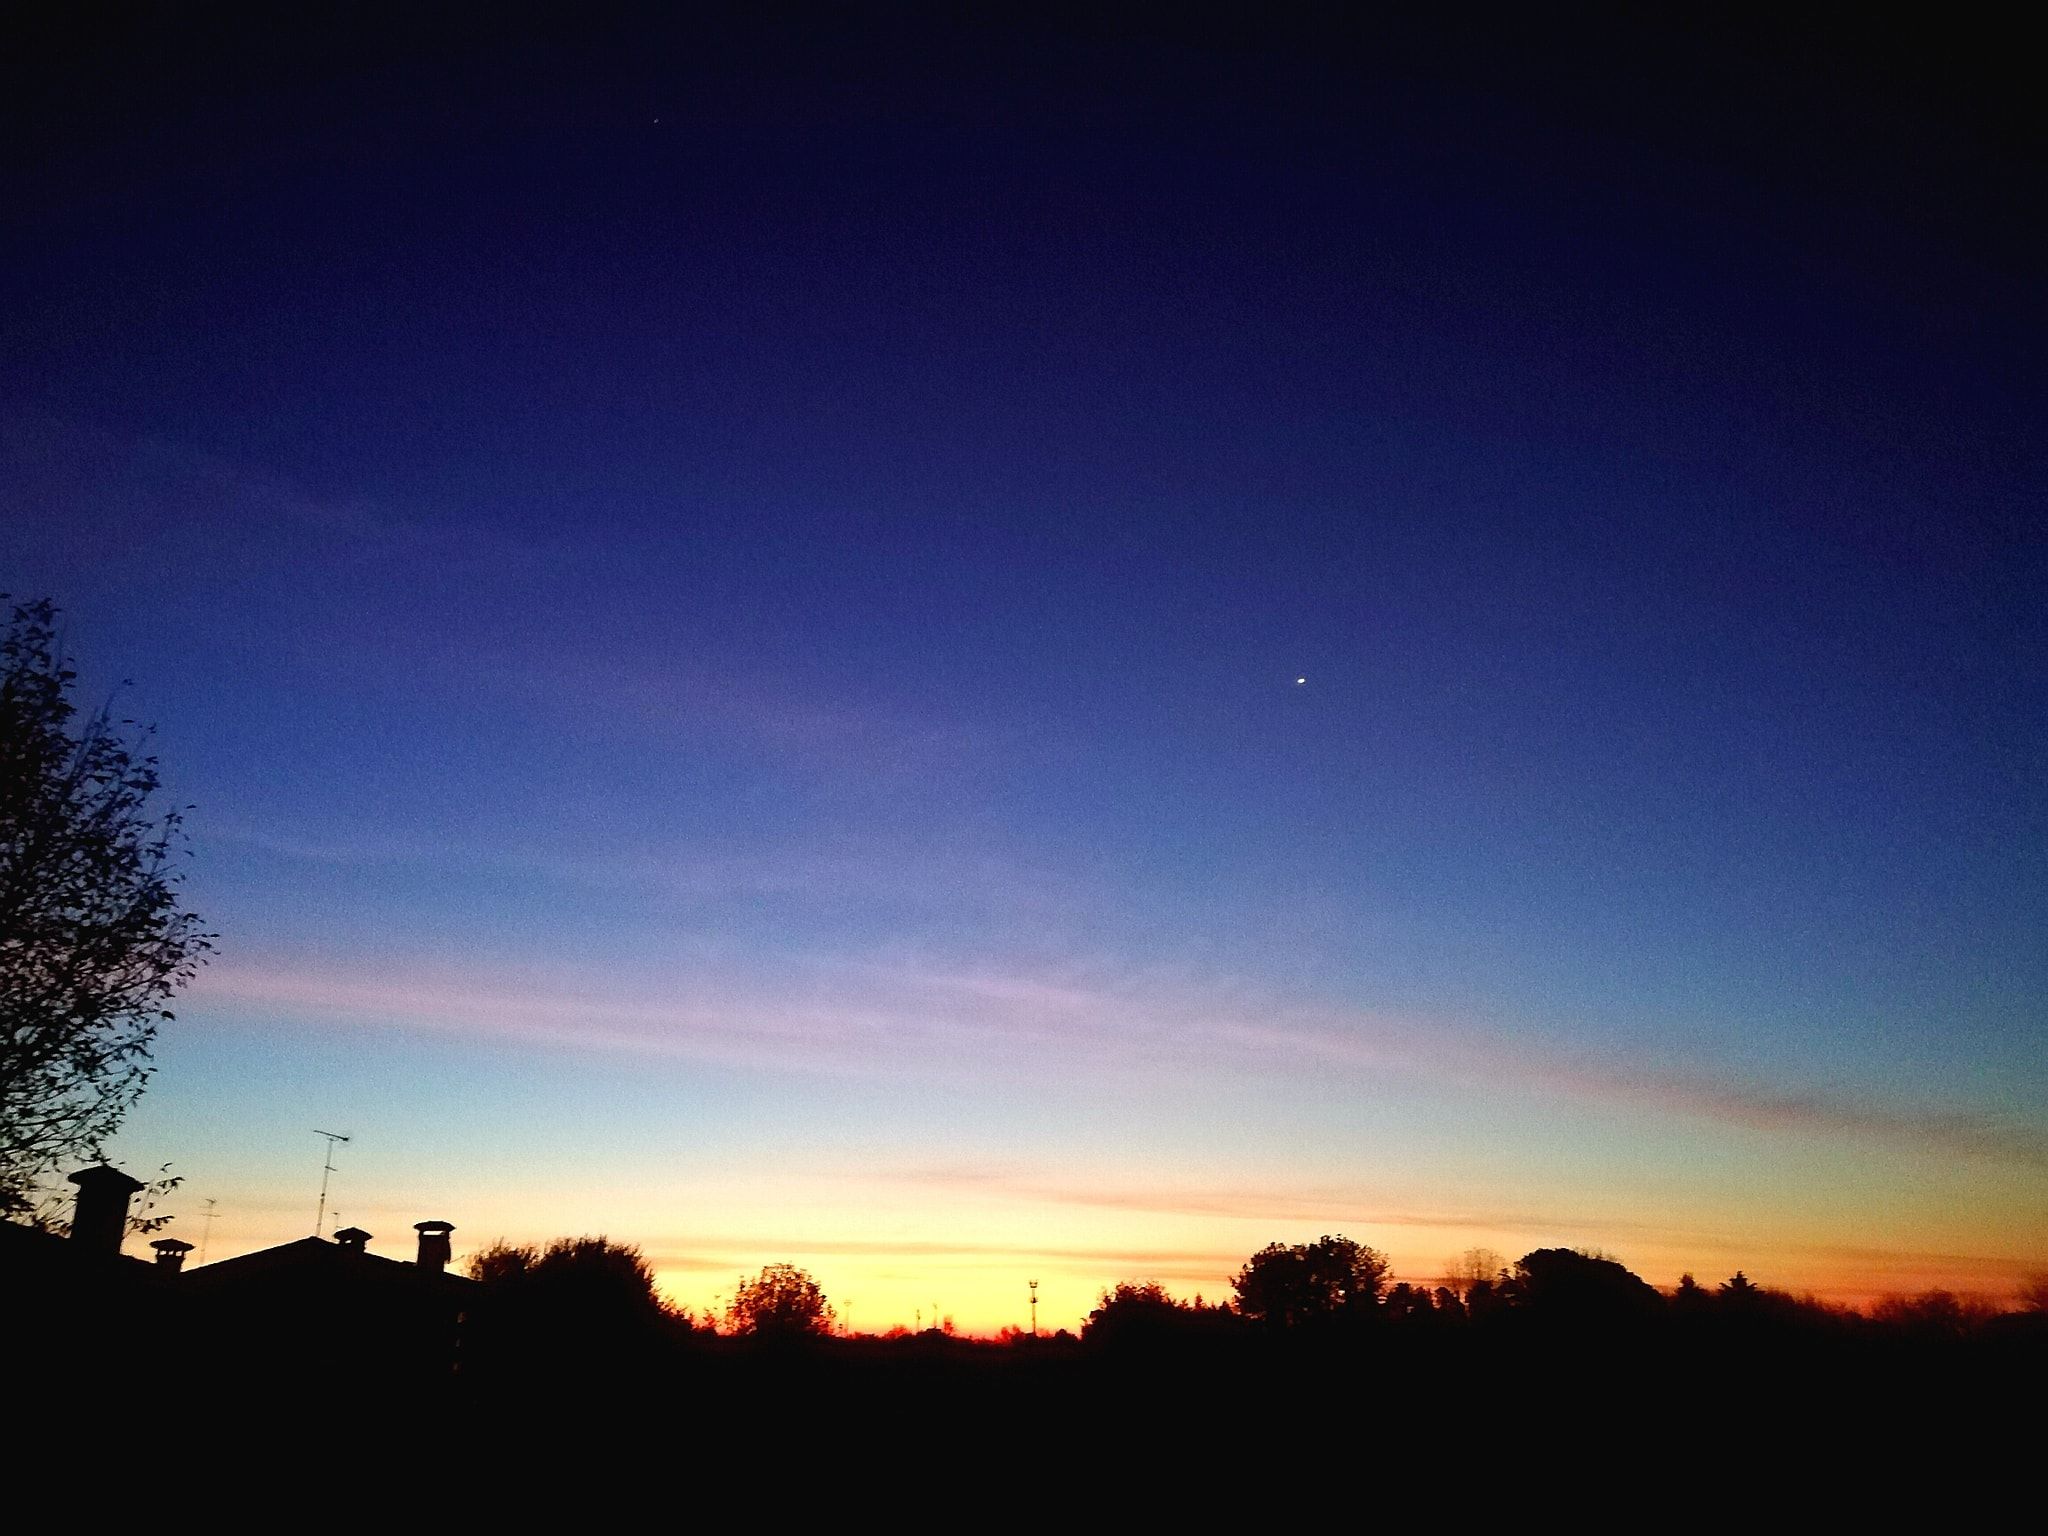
[465,1235,685,1381]
[1871,1289,2000,1339]
[511,1235,673,1316]
[1444,1247,1507,1300]
[0,598,213,1225]
[1232,1234,1390,1328]
[727,1262,834,1337]
[1503,1248,1663,1322]
[467,1239,542,1286]
[1085,1282,1183,1341]
[1443,1247,1508,1320]
[1383,1281,1440,1322]
[1719,1270,1760,1303]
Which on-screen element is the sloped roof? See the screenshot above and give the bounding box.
[187,1235,476,1295]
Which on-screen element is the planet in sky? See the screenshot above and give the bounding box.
[0,6,2038,1334]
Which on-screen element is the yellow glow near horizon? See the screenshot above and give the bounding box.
[161,1164,2046,1338]
[111,973,2048,1338]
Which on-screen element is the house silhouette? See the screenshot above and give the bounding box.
[5,1165,475,1396]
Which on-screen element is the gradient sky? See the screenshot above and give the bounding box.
[3,9,2041,1330]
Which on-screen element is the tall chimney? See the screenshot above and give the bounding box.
[150,1237,194,1272]
[414,1220,454,1273]
[67,1165,144,1255]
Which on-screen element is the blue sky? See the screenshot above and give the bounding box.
[2,10,2041,1325]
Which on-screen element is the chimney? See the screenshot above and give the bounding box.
[150,1237,194,1272]
[333,1226,372,1253]
[414,1220,454,1273]
[67,1165,144,1256]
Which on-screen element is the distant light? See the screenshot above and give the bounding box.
[1295,677,1307,686]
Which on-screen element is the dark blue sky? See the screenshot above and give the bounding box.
[3,8,2041,1313]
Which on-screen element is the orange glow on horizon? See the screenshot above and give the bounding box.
[162,1192,2043,1338]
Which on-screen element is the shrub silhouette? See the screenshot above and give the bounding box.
[727,1262,834,1338]
[470,1235,674,1318]
[1083,1282,1236,1348]
[1872,1289,2001,1340]
[467,1240,540,1286]
[465,1235,684,1380]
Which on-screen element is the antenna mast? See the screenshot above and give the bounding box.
[311,1129,350,1237]
[1029,1278,1039,1337]
[198,1198,219,1265]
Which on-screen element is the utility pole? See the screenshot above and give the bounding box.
[1029,1278,1039,1337]
[311,1129,350,1237]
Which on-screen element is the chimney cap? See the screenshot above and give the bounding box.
[150,1237,194,1253]
[333,1226,373,1248]
[69,1164,144,1194]
[414,1219,455,1234]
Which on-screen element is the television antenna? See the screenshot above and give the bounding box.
[1029,1278,1039,1337]
[198,1198,219,1265]
[311,1129,350,1237]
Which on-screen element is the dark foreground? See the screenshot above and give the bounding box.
[28,1313,2043,1513]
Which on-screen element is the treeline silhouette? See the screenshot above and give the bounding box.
[1077,1239,2046,1353]
[35,1226,2040,1504]
[456,1232,2047,1365]
[410,1232,2042,1494]
[428,1231,2048,1440]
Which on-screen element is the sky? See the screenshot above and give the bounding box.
[2,8,2042,1331]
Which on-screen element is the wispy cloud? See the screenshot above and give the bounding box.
[0,405,542,574]
[638,1235,1252,1284]
[201,823,436,868]
[190,943,2048,1171]
[877,1165,1688,1240]
[3,408,983,783]
[196,962,924,1076]
[475,648,991,782]
[1588,1067,2048,1170]
[1176,1007,2048,1170]
[199,815,1101,922]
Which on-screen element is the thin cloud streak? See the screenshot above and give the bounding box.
[1,409,984,786]
[0,406,553,576]
[188,945,2048,1171]
[1601,1068,2048,1170]
[196,964,946,1077]
[642,1235,1252,1275]
[1206,1012,2048,1171]
[639,1227,2042,1301]
[878,1166,1694,1241]
[200,815,1102,919]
